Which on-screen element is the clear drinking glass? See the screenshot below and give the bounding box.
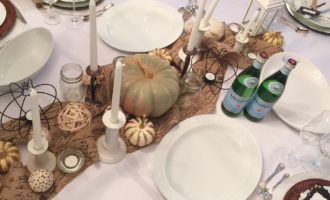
[43,0,61,25]
[299,110,330,172]
[67,0,83,29]
[60,63,85,102]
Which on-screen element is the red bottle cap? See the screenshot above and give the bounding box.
[287,58,297,69]
[256,52,268,63]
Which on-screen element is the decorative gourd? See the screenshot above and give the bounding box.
[148,48,172,64]
[262,31,284,47]
[121,54,180,117]
[125,116,155,147]
[0,141,19,173]
[204,19,225,41]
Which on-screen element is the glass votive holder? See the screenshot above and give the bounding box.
[180,71,204,95]
[60,63,85,102]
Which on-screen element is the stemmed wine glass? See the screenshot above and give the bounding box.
[43,0,61,25]
[67,0,83,29]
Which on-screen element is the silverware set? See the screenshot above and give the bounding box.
[256,163,290,200]
[82,3,113,22]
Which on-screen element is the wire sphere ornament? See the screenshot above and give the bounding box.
[0,80,62,138]
[187,47,239,95]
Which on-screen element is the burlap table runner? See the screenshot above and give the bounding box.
[0,26,282,199]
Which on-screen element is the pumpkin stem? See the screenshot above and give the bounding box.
[137,59,154,79]
[140,114,147,128]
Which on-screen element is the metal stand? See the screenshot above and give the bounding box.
[27,129,56,172]
[178,45,198,78]
[97,110,126,164]
[85,65,102,102]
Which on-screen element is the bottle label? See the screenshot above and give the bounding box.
[245,95,274,119]
[222,88,252,114]
[265,81,284,95]
[243,77,259,88]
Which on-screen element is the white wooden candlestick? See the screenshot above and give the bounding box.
[233,34,249,52]
[27,129,56,172]
[97,110,126,163]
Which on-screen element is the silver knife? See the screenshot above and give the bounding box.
[13,3,27,24]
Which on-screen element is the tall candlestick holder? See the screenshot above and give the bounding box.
[85,66,103,103]
[27,128,57,172]
[233,33,249,53]
[178,45,198,79]
[97,109,126,163]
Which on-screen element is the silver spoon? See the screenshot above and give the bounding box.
[260,173,290,200]
[83,3,114,21]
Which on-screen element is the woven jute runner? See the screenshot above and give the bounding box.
[0,26,282,199]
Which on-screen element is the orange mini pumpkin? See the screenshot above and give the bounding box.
[120,54,180,117]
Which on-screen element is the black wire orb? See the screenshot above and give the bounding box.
[186,47,239,96]
[0,79,62,138]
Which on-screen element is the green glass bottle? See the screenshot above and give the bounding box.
[244,58,297,122]
[221,52,268,117]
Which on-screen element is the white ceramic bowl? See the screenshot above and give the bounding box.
[0,27,53,90]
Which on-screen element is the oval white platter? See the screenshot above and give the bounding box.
[260,52,330,130]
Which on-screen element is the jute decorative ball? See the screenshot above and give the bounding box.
[28,169,54,193]
[57,102,92,133]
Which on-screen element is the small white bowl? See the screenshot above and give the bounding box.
[0,27,53,89]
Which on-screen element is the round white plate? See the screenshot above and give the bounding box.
[153,114,262,200]
[260,52,330,130]
[0,1,6,26]
[0,28,53,89]
[291,0,330,28]
[98,0,183,52]
[272,171,330,199]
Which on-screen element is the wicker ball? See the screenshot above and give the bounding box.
[57,102,92,133]
[28,169,54,193]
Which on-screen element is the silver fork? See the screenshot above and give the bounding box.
[260,173,290,200]
[257,163,285,193]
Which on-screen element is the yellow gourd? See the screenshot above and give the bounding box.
[262,31,284,47]
[0,141,19,173]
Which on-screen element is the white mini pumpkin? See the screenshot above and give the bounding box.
[125,116,155,147]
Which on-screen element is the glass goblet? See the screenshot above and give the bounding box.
[44,0,61,25]
[67,0,83,29]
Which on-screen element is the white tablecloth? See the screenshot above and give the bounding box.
[3,0,330,199]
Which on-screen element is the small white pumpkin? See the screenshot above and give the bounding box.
[0,141,19,173]
[125,116,155,147]
[204,19,225,41]
[148,48,172,64]
[28,169,54,193]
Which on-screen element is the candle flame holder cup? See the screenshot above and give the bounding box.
[27,128,57,172]
[85,65,104,103]
[97,109,126,164]
[233,33,249,53]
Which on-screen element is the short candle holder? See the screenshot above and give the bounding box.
[233,34,249,53]
[85,65,103,103]
[97,110,126,164]
[178,45,198,79]
[27,129,57,172]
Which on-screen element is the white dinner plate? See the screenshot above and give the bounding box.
[153,114,262,200]
[272,171,330,199]
[260,52,330,130]
[0,28,53,90]
[98,0,183,52]
[0,1,6,26]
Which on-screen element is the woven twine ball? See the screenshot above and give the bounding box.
[57,102,92,133]
[28,169,54,193]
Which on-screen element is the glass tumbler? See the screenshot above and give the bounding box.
[60,63,85,102]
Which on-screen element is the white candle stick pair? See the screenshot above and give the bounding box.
[187,0,220,52]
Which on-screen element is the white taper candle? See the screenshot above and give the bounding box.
[89,0,98,72]
[30,88,43,149]
[110,60,125,123]
[240,10,259,41]
[187,0,207,52]
[200,0,219,29]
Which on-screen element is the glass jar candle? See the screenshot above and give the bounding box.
[60,63,85,102]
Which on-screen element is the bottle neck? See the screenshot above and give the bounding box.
[280,65,292,76]
[252,60,264,70]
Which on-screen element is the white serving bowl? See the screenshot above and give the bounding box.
[0,27,53,90]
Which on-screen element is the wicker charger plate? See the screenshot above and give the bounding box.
[284,178,330,200]
[0,0,16,38]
